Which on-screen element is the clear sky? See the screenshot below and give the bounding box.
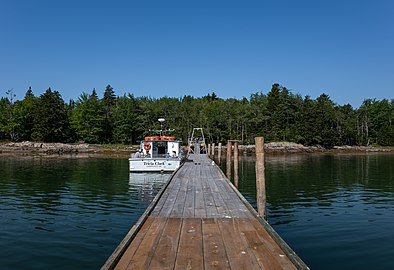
[1,0,393,108]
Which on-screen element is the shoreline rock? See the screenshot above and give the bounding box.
[0,141,136,158]
[238,142,394,154]
[1,141,393,158]
[1,141,89,154]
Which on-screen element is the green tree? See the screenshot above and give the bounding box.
[112,94,139,144]
[0,97,11,140]
[357,99,373,145]
[335,104,357,145]
[0,89,19,140]
[297,96,318,145]
[13,87,39,141]
[315,94,338,147]
[31,88,69,142]
[362,99,394,145]
[102,85,116,142]
[265,84,300,142]
[246,92,269,140]
[70,89,106,143]
[1,83,393,147]
[178,95,199,142]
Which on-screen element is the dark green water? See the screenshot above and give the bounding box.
[221,153,394,270]
[0,156,170,270]
[1,154,393,269]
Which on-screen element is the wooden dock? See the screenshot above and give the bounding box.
[102,154,308,270]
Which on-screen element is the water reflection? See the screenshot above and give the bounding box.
[0,157,170,270]
[128,173,171,202]
[222,153,394,270]
[129,172,171,185]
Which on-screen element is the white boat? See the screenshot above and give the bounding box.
[129,119,184,172]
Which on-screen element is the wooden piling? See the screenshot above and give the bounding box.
[234,141,239,188]
[218,143,222,163]
[226,140,232,179]
[207,144,211,157]
[255,137,266,219]
[211,143,215,157]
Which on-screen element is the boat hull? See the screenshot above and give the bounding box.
[129,158,181,172]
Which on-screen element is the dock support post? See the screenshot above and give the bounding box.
[255,137,266,219]
[211,143,215,157]
[234,141,239,188]
[207,144,211,157]
[226,140,232,179]
[218,143,222,163]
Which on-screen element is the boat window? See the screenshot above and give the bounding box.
[152,141,167,158]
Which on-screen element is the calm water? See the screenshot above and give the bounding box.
[1,154,393,269]
[0,156,170,270]
[221,153,394,270]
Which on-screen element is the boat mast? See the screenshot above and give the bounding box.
[158,118,165,136]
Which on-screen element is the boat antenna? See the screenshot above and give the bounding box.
[158,118,165,136]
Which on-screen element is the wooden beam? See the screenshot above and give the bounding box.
[255,137,266,219]
[226,140,232,179]
[234,141,239,188]
[217,142,222,164]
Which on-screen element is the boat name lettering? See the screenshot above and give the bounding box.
[143,161,166,166]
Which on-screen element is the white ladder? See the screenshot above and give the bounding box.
[187,128,207,156]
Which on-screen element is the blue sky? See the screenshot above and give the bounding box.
[1,0,393,108]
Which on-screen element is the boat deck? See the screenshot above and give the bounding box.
[104,154,307,269]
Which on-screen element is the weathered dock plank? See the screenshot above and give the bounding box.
[149,218,182,269]
[103,154,308,270]
[202,218,230,269]
[175,218,204,269]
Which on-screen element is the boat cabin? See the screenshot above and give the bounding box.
[140,136,180,158]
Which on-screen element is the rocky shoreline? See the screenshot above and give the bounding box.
[241,142,394,154]
[0,141,137,158]
[1,141,393,158]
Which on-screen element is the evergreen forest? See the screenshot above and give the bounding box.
[1,84,394,147]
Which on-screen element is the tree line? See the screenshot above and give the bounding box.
[1,84,393,147]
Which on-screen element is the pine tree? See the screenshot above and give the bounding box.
[13,87,38,140]
[31,88,69,142]
[70,89,106,143]
[102,84,116,142]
